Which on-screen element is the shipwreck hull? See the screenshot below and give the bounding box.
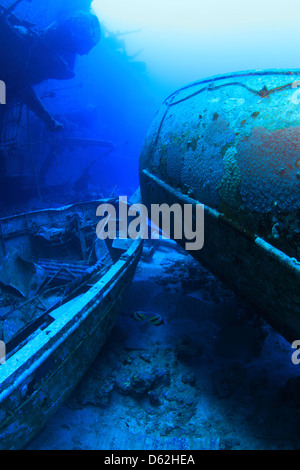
[0,201,143,450]
[140,70,300,343]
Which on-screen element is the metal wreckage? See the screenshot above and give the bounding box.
[0,0,115,203]
[0,0,143,450]
[0,0,299,452]
[139,70,300,344]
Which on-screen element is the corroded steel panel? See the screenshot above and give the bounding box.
[140,70,300,260]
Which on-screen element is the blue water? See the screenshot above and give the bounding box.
[0,0,300,451]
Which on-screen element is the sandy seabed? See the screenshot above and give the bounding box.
[27,241,300,450]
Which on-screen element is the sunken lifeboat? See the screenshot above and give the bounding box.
[139,70,300,343]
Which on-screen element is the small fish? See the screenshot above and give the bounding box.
[131,311,164,326]
[147,313,164,326]
[131,311,147,322]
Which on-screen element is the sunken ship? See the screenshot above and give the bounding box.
[140,70,300,343]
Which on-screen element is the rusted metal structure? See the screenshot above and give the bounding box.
[0,0,103,202]
[0,199,143,449]
[140,70,300,343]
